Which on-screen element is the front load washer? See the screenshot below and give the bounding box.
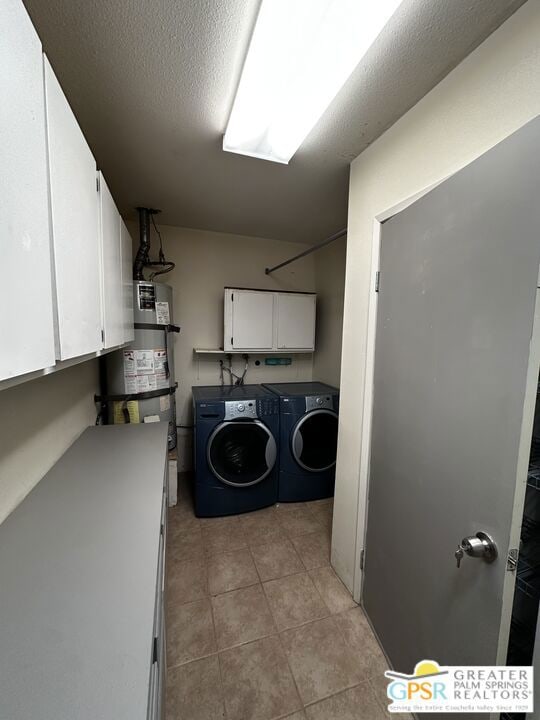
[192,385,279,517]
[262,382,339,502]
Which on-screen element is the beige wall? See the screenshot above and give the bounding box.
[0,360,98,525]
[130,225,319,470]
[313,236,346,388]
[334,0,540,595]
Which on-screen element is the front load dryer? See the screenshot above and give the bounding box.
[262,382,339,502]
[192,385,279,517]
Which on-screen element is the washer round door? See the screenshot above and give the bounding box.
[291,409,339,472]
[207,420,277,487]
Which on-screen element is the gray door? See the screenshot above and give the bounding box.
[363,118,540,677]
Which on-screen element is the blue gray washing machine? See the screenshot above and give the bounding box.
[192,385,279,517]
[262,382,339,502]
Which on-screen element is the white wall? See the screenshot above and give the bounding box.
[130,225,317,470]
[334,0,540,595]
[312,236,346,388]
[0,360,98,525]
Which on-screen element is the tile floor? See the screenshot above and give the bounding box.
[166,474,406,720]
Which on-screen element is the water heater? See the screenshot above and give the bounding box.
[106,280,178,449]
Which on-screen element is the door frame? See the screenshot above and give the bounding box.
[352,176,540,668]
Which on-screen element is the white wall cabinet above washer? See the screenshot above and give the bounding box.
[276,293,316,350]
[0,0,56,381]
[225,289,274,351]
[224,288,316,352]
[44,56,102,360]
[98,173,123,349]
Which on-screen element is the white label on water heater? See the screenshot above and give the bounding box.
[123,348,169,394]
[154,349,167,371]
[160,394,170,411]
[123,350,135,374]
[155,372,169,390]
[124,374,137,394]
[155,301,170,325]
[135,350,155,374]
[136,376,150,393]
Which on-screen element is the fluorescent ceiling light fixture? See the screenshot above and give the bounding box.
[223,0,402,164]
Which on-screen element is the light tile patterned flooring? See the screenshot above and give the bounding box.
[166,474,404,720]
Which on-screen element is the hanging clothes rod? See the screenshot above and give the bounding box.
[265,228,347,275]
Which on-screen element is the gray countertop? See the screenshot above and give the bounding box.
[0,423,168,720]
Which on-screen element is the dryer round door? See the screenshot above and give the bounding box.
[291,409,338,472]
[207,420,277,487]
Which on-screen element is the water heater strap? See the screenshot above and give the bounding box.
[94,383,178,404]
[132,323,180,379]
[134,323,180,333]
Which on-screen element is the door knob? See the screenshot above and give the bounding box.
[455,531,497,568]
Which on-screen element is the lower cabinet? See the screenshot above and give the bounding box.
[149,489,167,720]
[0,423,169,720]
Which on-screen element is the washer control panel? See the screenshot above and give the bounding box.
[257,397,279,418]
[224,400,258,420]
[306,395,334,412]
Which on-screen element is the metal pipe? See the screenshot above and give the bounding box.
[133,207,151,281]
[133,207,160,280]
[265,228,347,275]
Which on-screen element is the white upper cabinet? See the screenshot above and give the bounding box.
[0,0,55,380]
[276,293,316,350]
[44,56,102,360]
[225,289,274,351]
[223,289,316,352]
[120,221,135,344]
[98,173,123,349]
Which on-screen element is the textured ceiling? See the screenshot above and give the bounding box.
[24,0,525,243]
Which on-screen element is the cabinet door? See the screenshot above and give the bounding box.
[231,290,274,350]
[121,221,135,343]
[99,173,124,348]
[44,56,102,360]
[0,1,55,380]
[276,293,316,350]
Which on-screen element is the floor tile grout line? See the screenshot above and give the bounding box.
[246,540,266,587]
[274,617,375,711]
[168,652,392,720]
[166,647,219,672]
[205,576,265,601]
[301,678,377,711]
[367,675,394,717]
[217,627,283,657]
[205,544,259,597]
[329,603,392,693]
[247,532,298,551]
[208,572,229,720]
[166,500,356,719]
[274,617,306,713]
[307,564,359,616]
[169,508,327,551]
[260,568,332,633]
